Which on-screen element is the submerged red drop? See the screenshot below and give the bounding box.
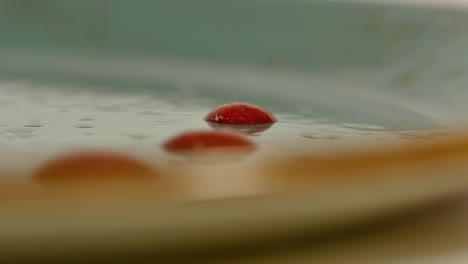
[163,130,255,152]
[34,151,157,184]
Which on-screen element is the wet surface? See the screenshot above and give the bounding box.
[0,77,451,181]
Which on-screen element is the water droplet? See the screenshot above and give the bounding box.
[24,122,44,128]
[74,124,95,129]
[123,133,151,140]
[79,118,95,121]
[395,130,450,141]
[154,120,180,125]
[301,134,340,140]
[343,123,387,131]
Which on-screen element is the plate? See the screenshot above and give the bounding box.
[0,0,468,261]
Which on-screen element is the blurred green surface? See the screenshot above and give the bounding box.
[0,0,465,70]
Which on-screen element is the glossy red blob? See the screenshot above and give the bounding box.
[163,130,255,152]
[205,103,276,125]
[34,151,157,185]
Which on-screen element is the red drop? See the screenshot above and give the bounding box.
[34,151,157,185]
[205,103,276,125]
[163,130,255,152]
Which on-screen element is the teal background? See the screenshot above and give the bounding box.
[0,1,465,70]
[0,0,467,128]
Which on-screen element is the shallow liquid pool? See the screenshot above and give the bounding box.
[0,75,453,182]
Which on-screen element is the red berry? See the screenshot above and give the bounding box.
[34,151,157,185]
[205,103,276,125]
[163,130,255,152]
